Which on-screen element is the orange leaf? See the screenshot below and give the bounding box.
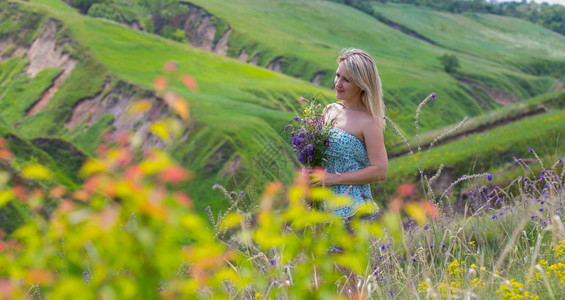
[124,165,143,182]
[160,166,192,183]
[171,96,190,120]
[422,201,440,220]
[12,185,27,199]
[174,192,193,208]
[0,149,12,161]
[164,61,178,72]
[397,183,415,196]
[182,75,198,92]
[140,200,168,221]
[24,270,55,285]
[73,189,90,202]
[154,77,167,92]
[49,186,66,199]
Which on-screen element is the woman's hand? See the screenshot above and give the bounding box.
[306,168,339,187]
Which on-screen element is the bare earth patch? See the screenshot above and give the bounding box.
[311,71,324,86]
[25,19,77,116]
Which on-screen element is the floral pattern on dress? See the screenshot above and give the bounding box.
[324,127,379,218]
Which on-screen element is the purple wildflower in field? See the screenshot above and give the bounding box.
[494,186,499,190]
[487,173,493,181]
[412,257,417,263]
[430,244,434,249]
[539,208,544,212]
[431,92,437,99]
[389,289,394,298]
[442,242,446,249]
[497,197,502,203]
[559,157,563,163]
[213,183,220,189]
[240,191,245,196]
[499,211,504,216]
[284,124,293,131]
[270,259,275,266]
[293,116,300,122]
[491,214,497,220]
[529,147,534,153]
[531,215,536,219]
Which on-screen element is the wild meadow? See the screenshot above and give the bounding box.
[1,0,565,298]
[1,70,564,299]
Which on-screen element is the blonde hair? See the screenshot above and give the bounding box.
[337,48,386,131]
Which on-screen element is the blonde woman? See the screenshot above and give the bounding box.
[311,48,388,218]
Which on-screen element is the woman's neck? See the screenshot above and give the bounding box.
[342,97,364,111]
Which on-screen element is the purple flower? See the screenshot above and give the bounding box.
[270,259,276,266]
[240,191,245,196]
[213,183,220,189]
[83,271,88,276]
[529,147,534,153]
[294,116,300,122]
[431,92,437,99]
[308,144,314,151]
[559,157,564,163]
[497,197,502,203]
[442,243,446,249]
[389,289,394,298]
[491,214,497,220]
[539,208,544,212]
[487,173,493,182]
[284,124,293,131]
[499,211,504,216]
[430,244,434,249]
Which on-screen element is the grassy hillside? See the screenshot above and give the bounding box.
[0,0,564,219]
[1,0,334,214]
[185,0,564,132]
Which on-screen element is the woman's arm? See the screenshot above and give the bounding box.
[311,116,388,186]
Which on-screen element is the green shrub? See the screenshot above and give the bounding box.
[87,4,122,23]
[160,26,187,43]
[437,53,460,73]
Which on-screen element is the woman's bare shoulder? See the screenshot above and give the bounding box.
[357,111,380,129]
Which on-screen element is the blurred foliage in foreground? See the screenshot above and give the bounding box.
[1,66,565,299]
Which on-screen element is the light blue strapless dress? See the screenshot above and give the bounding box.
[324,127,379,218]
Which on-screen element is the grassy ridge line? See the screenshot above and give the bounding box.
[372,3,565,62]
[379,109,565,201]
[389,90,565,154]
[186,0,563,134]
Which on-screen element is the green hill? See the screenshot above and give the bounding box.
[0,0,564,223]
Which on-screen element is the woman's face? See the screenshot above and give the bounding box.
[334,62,362,102]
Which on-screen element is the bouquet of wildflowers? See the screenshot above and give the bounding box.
[285,97,334,167]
